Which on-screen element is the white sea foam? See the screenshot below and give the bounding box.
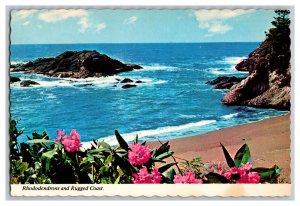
[139,65,177,72]
[46,93,57,99]
[11,74,167,89]
[10,61,28,65]
[224,56,247,65]
[83,119,217,147]
[221,113,239,119]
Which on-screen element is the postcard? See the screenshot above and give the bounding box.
[8,7,292,197]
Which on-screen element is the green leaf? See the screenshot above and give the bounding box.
[220,143,235,168]
[204,172,230,183]
[41,149,57,173]
[88,148,111,154]
[88,173,94,182]
[252,165,281,183]
[114,175,121,184]
[134,135,138,144]
[28,139,55,144]
[150,157,166,163]
[234,144,251,167]
[114,152,136,175]
[115,130,129,151]
[155,151,174,160]
[105,154,113,165]
[156,141,170,157]
[158,162,177,173]
[97,141,111,149]
[166,168,176,180]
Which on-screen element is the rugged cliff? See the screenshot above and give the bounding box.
[222,10,291,110]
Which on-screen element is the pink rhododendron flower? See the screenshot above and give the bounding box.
[133,168,162,184]
[229,167,239,174]
[128,144,151,166]
[174,171,203,184]
[236,172,260,184]
[55,129,65,142]
[242,162,253,171]
[55,129,82,152]
[247,172,260,183]
[217,162,260,183]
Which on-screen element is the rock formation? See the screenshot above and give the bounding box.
[20,80,40,87]
[222,10,291,110]
[11,50,142,79]
[10,76,21,83]
[206,76,245,89]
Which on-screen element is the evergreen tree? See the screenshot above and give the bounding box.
[265,10,291,72]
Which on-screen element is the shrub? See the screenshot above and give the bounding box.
[9,120,281,184]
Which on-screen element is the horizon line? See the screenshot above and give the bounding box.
[11,41,261,45]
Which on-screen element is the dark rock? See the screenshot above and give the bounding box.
[235,59,250,72]
[135,80,143,83]
[120,78,134,83]
[20,80,40,87]
[83,83,93,86]
[121,84,137,89]
[113,84,117,87]
[206,76,245,89]
[10,63,24,69]
[11,50,142,78]
[10,76,21,83]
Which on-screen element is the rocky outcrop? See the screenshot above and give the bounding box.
[11,50,142,78]
[120,78,134,83]
[10,76,21,83]
[122,84,137,89]
[206,76,245,89]
[222,39,291,110]
[20,80,40,87]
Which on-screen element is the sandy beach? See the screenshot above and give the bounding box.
[148,114,291,183]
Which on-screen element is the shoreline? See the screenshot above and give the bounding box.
[147,113,291,183]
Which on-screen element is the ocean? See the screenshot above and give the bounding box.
[9,43,288,145]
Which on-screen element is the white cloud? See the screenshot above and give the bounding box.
[96,22,106,31]
[200,21,232,34]
[194,9,253,21]
[38,9,88,23]
[78,17,90,33]
[23,21,30,26]
[124,16,138,24]
[194,9,253,35]
[15,10,37,19]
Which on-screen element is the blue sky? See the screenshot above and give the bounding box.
[10,9,276,44]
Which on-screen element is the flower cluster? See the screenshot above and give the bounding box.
[55,129,82,152]
[174,171,203,184]
[133,168,162,184]
[211,162,260,184]
[128,144,151,166]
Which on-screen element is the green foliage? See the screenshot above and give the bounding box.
[9,121,177,184]
[180,157,204,178]
[265,10,291,72]
[234,144,251,167]
[9,120,283,184]
[252,165,282,183]
[220,143,236,168]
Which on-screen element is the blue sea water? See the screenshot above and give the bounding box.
[10,43,287,144]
